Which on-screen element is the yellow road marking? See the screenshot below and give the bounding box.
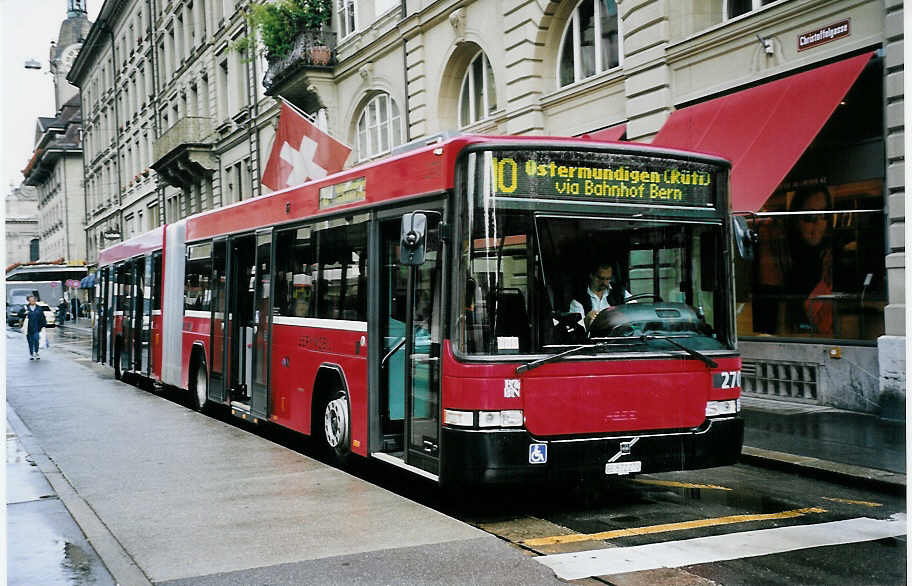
[521,507,827,547]
[633,478,732,491]
[822,497,882,507]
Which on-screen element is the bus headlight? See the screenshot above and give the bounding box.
[478,411,502,427]
[705,399,740,417]
[478,410,524,428]
[500,410,524,427]
[444,409,474,427]
[453,410,525,428]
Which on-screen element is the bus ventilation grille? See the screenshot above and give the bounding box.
[741,360,819,402]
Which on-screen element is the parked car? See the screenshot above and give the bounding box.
[6,294,29,327]
[8,300,56,328]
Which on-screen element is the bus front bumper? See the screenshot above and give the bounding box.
[440,416,743,486]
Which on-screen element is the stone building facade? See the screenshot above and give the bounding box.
[68,0,276,262]
[20,1,92,267]
[22,96,89,266]
[4,184,40,266]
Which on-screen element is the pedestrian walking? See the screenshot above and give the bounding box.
[20,295,47,360]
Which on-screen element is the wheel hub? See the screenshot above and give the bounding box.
[324,397,348,448]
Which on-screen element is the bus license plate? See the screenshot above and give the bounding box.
[605,461,641,475]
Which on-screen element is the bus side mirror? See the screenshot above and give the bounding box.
[400,212,428,266]
[732,216,756,261]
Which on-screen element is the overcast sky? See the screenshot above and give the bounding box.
[1,1,101,192]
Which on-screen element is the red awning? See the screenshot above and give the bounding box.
[581,123,627,142]
[652,52,872,212]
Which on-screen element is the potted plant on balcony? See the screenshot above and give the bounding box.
[238,0,333,63]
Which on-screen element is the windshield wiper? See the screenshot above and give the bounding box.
[515,334,719,374]
[639,334,718,368]
[515,338,636,374]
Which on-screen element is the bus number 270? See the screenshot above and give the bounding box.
[714,370,741,389]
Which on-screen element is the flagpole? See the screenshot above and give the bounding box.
[276,96,352,150]
[278,96,316,123]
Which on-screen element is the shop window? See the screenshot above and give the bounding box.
[459,52,497,127]
[736,62,886,342]
[356,93,402,161]
[558,0,620,88]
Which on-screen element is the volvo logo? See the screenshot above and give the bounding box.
[608,437,640,463]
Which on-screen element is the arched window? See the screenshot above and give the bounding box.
[558,0,620,87]
[356,93,402,161]
[458,52,497,127]
[29,238,39,262]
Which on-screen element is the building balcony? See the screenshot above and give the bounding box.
[263,29,337,96]
[151,116,217,189]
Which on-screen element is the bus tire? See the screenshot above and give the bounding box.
[319,387,351,466]
[113,339,123,381]
[189,355,208,412]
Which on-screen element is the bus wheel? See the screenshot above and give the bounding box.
[321,389,351,465]
[190,357,208,412]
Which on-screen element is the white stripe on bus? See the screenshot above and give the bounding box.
[272,316,368,332]
[184,310,211,319]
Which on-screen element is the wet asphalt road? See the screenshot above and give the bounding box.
[7,325,907,585]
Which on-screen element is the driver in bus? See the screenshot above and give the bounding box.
[569,261,632,330]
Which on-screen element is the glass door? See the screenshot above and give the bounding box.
[138,255,151,375]
[227,234,257,406]
[209,239,228,402]
[378,213,442,474]
[250,230,272,418]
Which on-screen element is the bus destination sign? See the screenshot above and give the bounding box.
[489,151,717,207]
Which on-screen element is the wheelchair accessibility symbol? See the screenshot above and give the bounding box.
[529,443,548,464]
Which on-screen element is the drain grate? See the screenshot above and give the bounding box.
[742,360,818,402]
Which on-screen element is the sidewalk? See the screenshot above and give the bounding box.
[7,413,116,585]
[741,396,906,492]
[56,315,93,335]
[5,331,565,586]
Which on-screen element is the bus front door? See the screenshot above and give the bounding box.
[378,214,442,476]
[209,239,228,403]
[226,235,257,408]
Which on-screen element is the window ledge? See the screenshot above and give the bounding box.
[540,67,625,109]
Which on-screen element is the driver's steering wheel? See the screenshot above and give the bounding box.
[624,292,662,303]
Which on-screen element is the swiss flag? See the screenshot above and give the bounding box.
[261,100,351,191]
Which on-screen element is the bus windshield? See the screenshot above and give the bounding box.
[456,149,733,358]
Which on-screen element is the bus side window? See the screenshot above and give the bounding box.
[275,227,314,318]
[315,223,367,322]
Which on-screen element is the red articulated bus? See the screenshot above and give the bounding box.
[94,135,744,485]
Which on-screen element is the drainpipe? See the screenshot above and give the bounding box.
[62,149,71,260]
[100,18,123,240]
[402,39,410,143]
[148,0,164,225]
